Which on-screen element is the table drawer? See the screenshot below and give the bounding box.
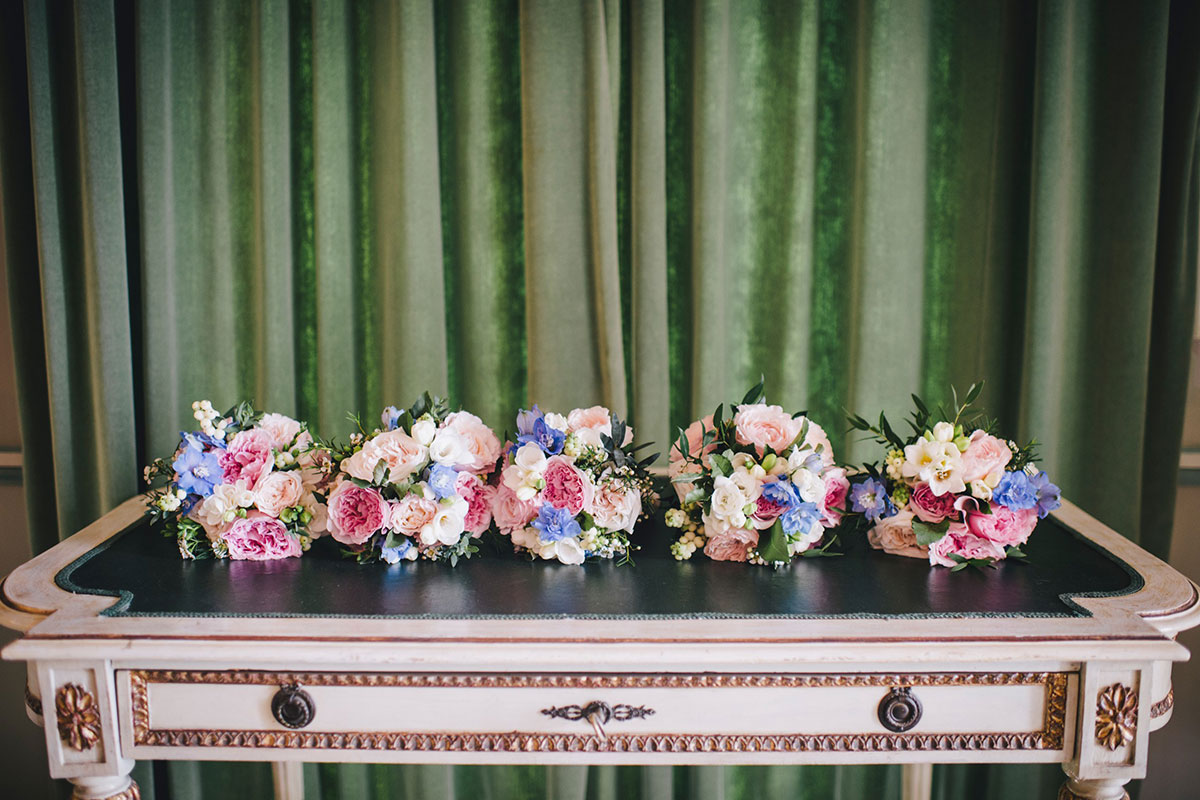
[120,670,1072,758]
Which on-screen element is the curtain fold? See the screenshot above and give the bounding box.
[3,0,1199,798]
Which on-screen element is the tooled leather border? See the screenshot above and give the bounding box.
[128,670,1069,753]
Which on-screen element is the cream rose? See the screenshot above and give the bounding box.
[709,474,749,528]
[196,482,256,536]
[567,405,634,446]
[389,494,438,538]
[253,470,304,518]
[258,413,305,450]
[588,481,641,533]
[733,403,801,455]
[866,509,927,560]
[444,411,502,474]
[342,429,428,484]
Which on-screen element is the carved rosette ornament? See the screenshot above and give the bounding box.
[56,683,101,751]
[1095,683,1138,751]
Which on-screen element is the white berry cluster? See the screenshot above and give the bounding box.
[192,400,230,441]
[666,507,707,561]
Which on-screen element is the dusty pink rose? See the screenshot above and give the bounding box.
[964,503,1038,547]
[588,481,641,533]
[220,428,275,486]
[326,480,389,545]
[542,456,594,515]
[253,470,304,518]
[703,525,759,562]
[443,411,502,474]
[258,413,305,450]
[733,404,800,455]
[960,431,1012,484]
[455,471,496,535]
[752,493,788,529]
[388,494,438,538]
[492,483,540,532]
[568,405,634,446]
[866,509,927,560]
[340,428,428,484]
[821,467,851,526]
[910,481,959,524]
[929,523,1007,567]
[222,512,301,560]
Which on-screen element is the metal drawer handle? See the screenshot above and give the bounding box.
[541,701,655,740]
[272,684,315,729]
[878,686,922,733]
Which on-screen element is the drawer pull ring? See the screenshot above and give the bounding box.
[878,687,922,733]
[541,701,655,740]
[272,684,315,729]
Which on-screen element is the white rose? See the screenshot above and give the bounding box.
[792,468,825,504]
[411,418,438,446]
[710,475,747,528]
[429,428,471,466]
[420,497,468,546]
[729,468,763,503]
[253,470,304,518]
[574,427,605,449]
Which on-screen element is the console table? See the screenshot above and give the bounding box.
[1,496,1196,800]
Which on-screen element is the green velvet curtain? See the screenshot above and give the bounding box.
[2,0,1198,798]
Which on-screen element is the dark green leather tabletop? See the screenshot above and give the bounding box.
[58,513,1139,619]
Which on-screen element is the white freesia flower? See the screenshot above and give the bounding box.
[411,418,438,446]
[792,467,825,504]
[969,480,993,501]
[502,443,548,501]
[197,482,255,529]
[420,497,468,546]
[543,412,569,432]
[901,435,965,496]
[540,536,586,565]
[710,475,748,529]
[511,526,542,551]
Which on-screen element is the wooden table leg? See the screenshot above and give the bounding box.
[1057,776,1130,800]
[273,761,305,800]
[68,774,140,800]
[901,763,933,800]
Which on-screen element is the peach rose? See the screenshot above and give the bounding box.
[222,512,301,560]
[492,483,540,533]
[929,523,1007,567]
[733,404,800,455]
[253,470,304,518]
[866,509,927,560]
[703,525,759,562]
[326,480,389,545]
[444,411,502,474]
[668,414,716,502]
[388,494,439,538]
[567,405,634,447]
[258,413,305,450]
[798,417,835,466]
[960,431,1012,484]
[964,503,1037,547]
[341,429,428,484]
[588,481,641,533]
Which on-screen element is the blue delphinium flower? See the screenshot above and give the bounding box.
[518,416,565,456]
[992,470,1038,511]
[515,405,545,438]
[381,406,402,431]
[760,478,821,536]
[172,439,224,498]
[427,463,459,500]
[380,539,415,564]
[1029,471,1061,518]
[849,477,896,522]
[762,477,802,509]
[532,504,582,543]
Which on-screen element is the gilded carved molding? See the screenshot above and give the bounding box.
[25,683,42,717]
[129,669,1068,754]
[1095,683,1138,751]
[70,783,140,800]
[56,683,101,751]
[1150,687,1173,719]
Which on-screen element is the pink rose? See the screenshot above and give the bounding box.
[220,428,275,486]
[588,481,641,533]
[341,429,428,484]
[567,405,634,446]
[929,523,1007,567]
[258,413,305,450]
[253,470,304,518]
[799,418,836,467]
[542,456,594,515]
[455,472,496,535]
[866,510,927,560]
[752,493,788,528]
[910,481,959,524]
[492,483,539,532]
[733,404,800,455]
[960,431,1012,484]
[326,480,389,545]
[222,512,301,560]
[821,467,850,526]
[703,526,759,562]
[444,412,502,474]
[964,503,1038,547]
[388,494,438,538]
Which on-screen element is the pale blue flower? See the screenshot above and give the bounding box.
[1030,471,1061,518]
[849,477,895,522]
[172,440,223,498]
[427,463,459,500]
[993,470,1038,511]
[382,406,402,431]
[532,503,581,543]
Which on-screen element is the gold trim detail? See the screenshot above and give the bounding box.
[1150,687,1173,719]
[1095,683,1138,750]
[56,683,101,751]
[25,683,42,717]
[70,782,140,800]
[129,670,1069,754]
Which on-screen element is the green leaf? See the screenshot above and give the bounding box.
[964,381,983,406]
[684,486,706,505]
[372,458,388,485]
[712,403,724,431]
[741,377,765,406]
[911,519,950,546]
[911,394,930,417]
[709,452,732,477]
[671,472,702,483]
[758,520,791,563]
[677,427,690,458]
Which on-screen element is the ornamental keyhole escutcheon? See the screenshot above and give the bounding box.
[271,684,316,729]
[878,687,922,733]
[541,701,656,739]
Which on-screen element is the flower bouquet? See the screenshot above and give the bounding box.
[666,381,848,565]
[494,405,657,565]
[144,401,330,560]
[320,393,502,565]
[845,383,1061,569]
